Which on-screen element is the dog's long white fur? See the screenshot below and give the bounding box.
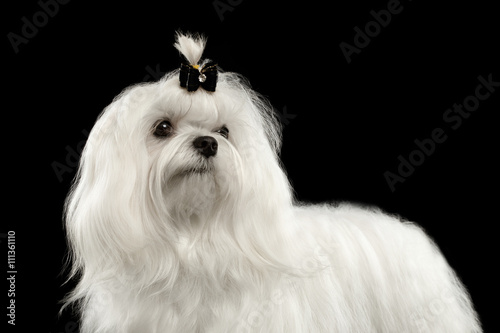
[63,33,481,332]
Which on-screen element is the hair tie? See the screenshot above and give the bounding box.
[179,61,218,92]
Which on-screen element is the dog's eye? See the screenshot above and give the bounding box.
[154,120,173,137]
[216,126,229,139]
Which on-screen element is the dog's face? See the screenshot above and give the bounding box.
[79,73,286,230]
[146,78,253,221]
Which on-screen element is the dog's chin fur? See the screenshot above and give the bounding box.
[63,33,481,333]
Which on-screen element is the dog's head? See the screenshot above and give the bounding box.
[64,33,293,275]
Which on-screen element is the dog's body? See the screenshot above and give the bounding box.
[63,33,481,332]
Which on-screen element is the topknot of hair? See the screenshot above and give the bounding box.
[174,32,207,66]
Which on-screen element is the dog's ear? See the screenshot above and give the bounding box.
[64,84,157,277]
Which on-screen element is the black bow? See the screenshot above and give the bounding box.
[179,61,218,92]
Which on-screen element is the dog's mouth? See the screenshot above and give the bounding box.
[176,162,214,177]
[166,158,216,183]
[183,166,212,175]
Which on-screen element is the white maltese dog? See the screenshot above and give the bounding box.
[63,33,481,332]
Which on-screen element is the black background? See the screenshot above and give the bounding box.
[4,0,498,332]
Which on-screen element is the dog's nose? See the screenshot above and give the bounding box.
[193,136,218,157]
